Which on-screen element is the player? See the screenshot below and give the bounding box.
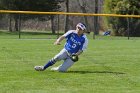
[34,23,88,72]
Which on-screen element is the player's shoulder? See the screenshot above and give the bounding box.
[63,30,76,37]
[68,30,76,33]
[66,30,76,34]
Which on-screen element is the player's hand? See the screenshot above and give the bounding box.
[71,54,79,62]
[54,41,61,45]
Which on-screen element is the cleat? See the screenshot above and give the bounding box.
[34,66,44,71]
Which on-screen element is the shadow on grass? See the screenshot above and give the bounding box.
[67,70,125,75]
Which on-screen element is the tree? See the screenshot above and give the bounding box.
[104,0,140,36]
[0,0,65,33]
[77,0,90,33]
[94,0,99,35]
[64,0,69,32]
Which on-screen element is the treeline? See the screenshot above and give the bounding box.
[0,0,139,36]
[0,0,65,33]
[0,0,104,35]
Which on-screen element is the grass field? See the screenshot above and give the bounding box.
[0,32,140,93]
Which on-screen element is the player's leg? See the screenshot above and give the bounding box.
[43,48,68,69]
[51,58,74,72]
[34,48,67,71]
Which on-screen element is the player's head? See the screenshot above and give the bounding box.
[76,23,86,35]
[76,23,86,31]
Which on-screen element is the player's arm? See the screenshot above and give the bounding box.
[54,35,65,45]
[75,50,83,56]
[76,36,88,56]
[54,30,73,45]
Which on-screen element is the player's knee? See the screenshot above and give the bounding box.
[54,55,62,61]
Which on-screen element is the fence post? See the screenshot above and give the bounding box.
[57,14,60,39]
[18,14,21,39]
[127,17,130,40]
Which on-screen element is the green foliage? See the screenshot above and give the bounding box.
[104,0,140,36]
[0,0,65,20]
[0,0,64,11]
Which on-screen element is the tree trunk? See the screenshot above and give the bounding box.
[9,14,12,32]
[65,0,69,32]
[14,15,19,31]
[94,0,99,35]
[51,15,56,34]
[77,0,90,33]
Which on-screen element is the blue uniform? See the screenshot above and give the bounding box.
[63,30,88,54]
[40,22,88,72]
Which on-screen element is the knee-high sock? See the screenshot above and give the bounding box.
[44,58,56,69]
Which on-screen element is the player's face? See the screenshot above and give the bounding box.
[76,27,85,35]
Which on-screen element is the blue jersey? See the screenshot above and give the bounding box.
[63,30,88,54]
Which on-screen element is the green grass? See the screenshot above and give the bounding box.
[0,30,63,39]
[0,31,140,93]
